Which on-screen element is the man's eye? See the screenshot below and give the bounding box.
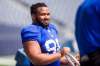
[40,13,45,16]
[47,13,50,15]
[40,13,50,16]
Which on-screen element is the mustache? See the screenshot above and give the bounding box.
[43,18,50,21]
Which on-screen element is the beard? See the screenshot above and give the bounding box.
[34,19,49,28]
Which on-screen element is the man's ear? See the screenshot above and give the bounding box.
[32,14,36,21]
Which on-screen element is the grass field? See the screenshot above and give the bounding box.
[0,55,16,66]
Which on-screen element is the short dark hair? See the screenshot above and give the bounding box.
[30,2,47,16]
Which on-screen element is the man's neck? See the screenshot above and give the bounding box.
[32,21,49,29]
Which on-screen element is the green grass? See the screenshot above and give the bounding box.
[0,65,14,66]
[0,65,8,66]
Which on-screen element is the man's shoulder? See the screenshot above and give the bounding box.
[49,23,57,29]
[49,23,58,34]
[21,24,40,33]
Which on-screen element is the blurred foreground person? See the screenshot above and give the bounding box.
[75,0,100,66]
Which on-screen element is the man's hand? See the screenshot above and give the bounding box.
[61,47,71,56]
[60,47,71,65]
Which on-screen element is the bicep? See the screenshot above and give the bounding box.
[23,40,42,63]
[23,40,41,53]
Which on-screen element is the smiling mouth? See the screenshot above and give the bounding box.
[42,20,49,24]
[41,20,49,27]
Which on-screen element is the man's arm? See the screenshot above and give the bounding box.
[23,40,61,65]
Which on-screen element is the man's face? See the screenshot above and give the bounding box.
[35,7,50,26]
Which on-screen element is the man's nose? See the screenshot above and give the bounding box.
[45,15,50,19]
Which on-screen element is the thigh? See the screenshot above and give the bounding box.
[91,54,100,66]
[89,50,100,66]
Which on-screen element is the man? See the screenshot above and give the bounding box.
[75,0,100,66]
[21,2,70,66]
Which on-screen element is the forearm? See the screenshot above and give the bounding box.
[27,52,61,65]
